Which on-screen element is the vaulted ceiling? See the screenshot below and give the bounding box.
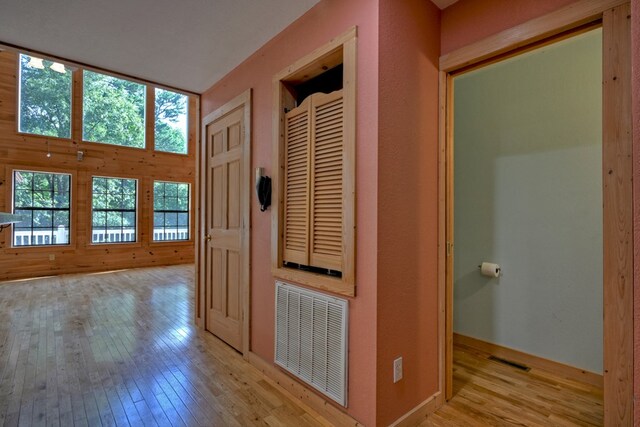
[0,0,320,93]
[0,0,459,94]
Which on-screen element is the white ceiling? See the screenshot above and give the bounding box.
[0,0,320,93]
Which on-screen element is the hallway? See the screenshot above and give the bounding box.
[0,266,330,426]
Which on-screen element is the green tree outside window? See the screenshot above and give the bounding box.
[19,55,72,138]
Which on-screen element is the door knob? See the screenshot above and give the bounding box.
[204,234,211,242]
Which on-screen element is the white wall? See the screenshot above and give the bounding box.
[453,29,603,373]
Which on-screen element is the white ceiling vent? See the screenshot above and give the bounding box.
[275,281,348,406]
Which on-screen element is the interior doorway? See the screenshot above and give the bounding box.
[200,90,251,355]
[448,25,604,424]
[439,2,633,425]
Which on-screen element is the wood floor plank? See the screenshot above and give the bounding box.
[0,265,604,426]
[423,344,603,426]
[0,265,336,426]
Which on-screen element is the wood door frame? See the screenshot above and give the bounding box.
[197,89,252,358]
[438,0,633,424]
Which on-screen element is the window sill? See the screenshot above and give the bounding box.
[4,243,76,253]
[272,267,354,297]
[88,241,142,249]
[16,131,73,142]
[150,240,194,247]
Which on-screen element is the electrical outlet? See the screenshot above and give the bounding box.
[49,254,55,261]
[393,357,403,383]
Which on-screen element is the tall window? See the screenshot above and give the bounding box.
[92,177,137,243]
[83,71,145,148]
[18,54,72,138]
[153,181,189,241]
[155,89,188,154]
[13,170,71,246]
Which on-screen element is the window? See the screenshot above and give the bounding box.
[155,88,188,154]
[91,177,137,243]
[13,170,71,246]
[18,54,72,138]
[83,71,145,148]
[153,181,189,241]
[273,28,356,296]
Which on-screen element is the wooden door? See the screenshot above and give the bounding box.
[205,105,247,352]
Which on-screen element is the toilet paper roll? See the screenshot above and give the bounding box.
[480,262,501,278]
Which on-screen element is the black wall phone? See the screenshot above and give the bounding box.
[256,176,271,212]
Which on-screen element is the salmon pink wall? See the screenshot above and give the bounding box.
[376,0,441,425]
[443,0,640,423]
[441,0,576,54]
[200,0,379,424]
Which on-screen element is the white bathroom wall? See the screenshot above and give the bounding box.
[453,28,603,373]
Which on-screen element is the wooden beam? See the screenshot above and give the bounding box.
[602,3,633,425]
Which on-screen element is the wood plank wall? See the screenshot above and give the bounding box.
[0,51,197,281]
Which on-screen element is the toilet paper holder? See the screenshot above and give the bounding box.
[478,262,501,278]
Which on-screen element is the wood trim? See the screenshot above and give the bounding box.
[198,89,252,357]
[342,34,357,287]
[439,0,628,72]
[273,27,356,83]
[272,266,354,297]
[271,27,357,297]
[4,165,79,252]
[196,93,206,329]
[439,1,633,424]
[241,90,252,360]
[437,70,448,401]
[443,71,455,402]
[454,333,604,388]
[145,86,155,151]
[389,393,440,427]
[602,4,633,425]
[246,351,363,426]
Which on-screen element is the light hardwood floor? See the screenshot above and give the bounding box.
[0,265,330,427]
[0,265,604,426]
[423,344,603,426]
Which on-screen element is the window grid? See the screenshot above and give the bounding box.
[92,177,137,244]
[153,181,189,241]
[13,170,71,247]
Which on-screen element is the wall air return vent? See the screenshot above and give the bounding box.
[274,281,348,406]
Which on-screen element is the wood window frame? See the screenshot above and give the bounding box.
[15,53,74,142]
[271,27,357,297]
[4,164,78,252]
[437,1,633,424]
[88,174,141,248]
[149,180,192,245]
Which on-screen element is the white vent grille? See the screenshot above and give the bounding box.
[275,281,348,406]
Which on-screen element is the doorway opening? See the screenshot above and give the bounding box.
[439,2,633,425]
[449,26,603,424]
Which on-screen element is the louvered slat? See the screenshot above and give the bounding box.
[274,282,348,407]
[311,91,344,270]
[283,103,310,265]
